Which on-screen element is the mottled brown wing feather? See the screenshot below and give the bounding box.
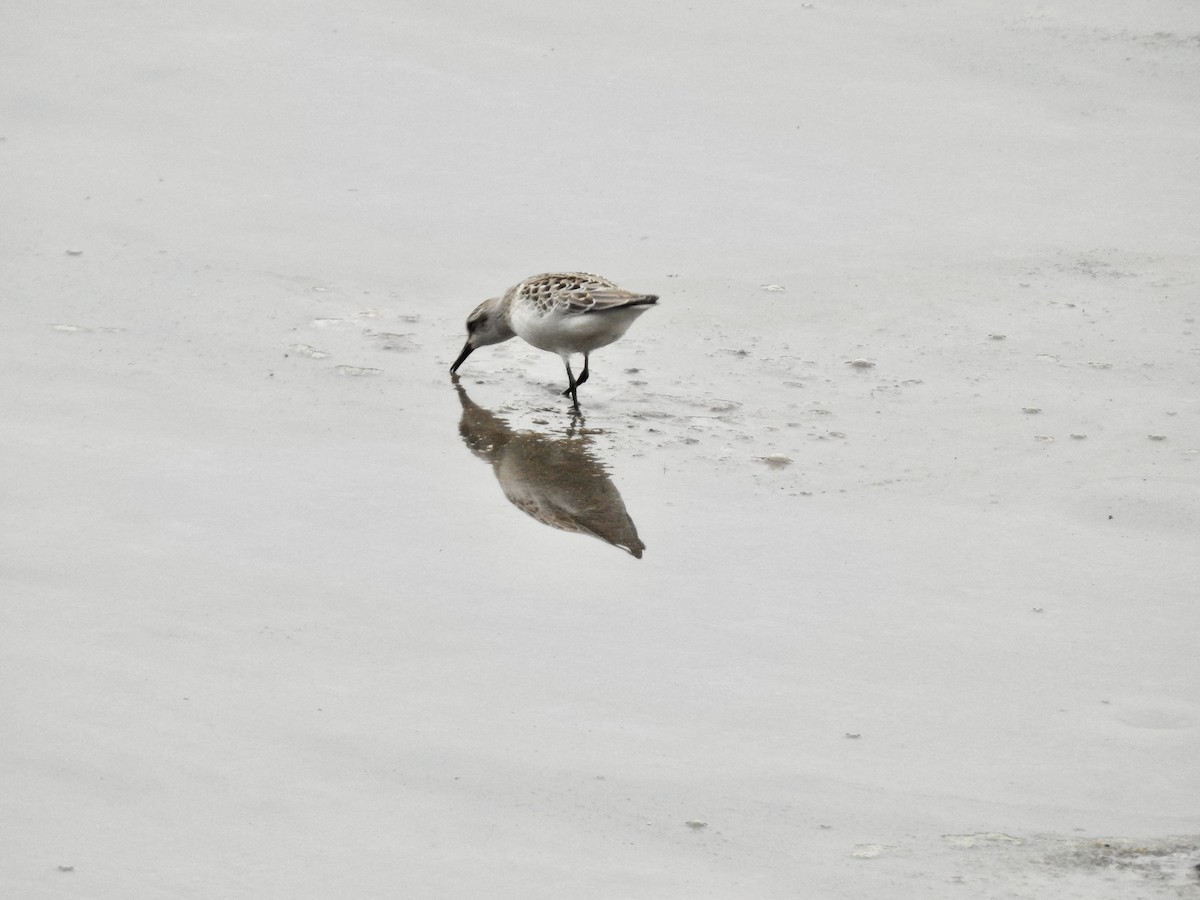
[517,272,657,315]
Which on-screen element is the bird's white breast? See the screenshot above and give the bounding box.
[510,304,650,356]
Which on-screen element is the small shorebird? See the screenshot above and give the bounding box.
[450,272,658,409]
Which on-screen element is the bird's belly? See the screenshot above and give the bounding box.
[513,307,649,355]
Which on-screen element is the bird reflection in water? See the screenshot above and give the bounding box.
[452,377,646,558]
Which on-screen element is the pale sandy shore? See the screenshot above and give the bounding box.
[2,2,1198,896]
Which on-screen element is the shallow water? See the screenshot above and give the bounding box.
[8,246,1197,896]
[3,1,1199,896]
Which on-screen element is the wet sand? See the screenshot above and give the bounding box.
[3,1,1198,896]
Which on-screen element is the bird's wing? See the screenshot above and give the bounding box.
[524,273,657,315]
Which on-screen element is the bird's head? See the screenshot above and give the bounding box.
[450,296,515,374]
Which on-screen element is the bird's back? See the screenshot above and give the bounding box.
[510,272,658,316]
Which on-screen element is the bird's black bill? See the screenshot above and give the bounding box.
[450,342,474,374]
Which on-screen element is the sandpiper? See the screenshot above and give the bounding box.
[450,272,658,409]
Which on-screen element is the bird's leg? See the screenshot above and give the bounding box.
[562,355,590,397]
[562,357,580,410]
